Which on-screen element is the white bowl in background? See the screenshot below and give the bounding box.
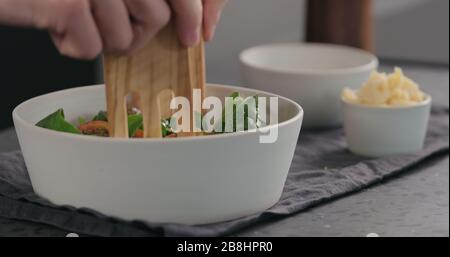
[342,96,432,158]
[240,43,378,129]
[13,84,303,225]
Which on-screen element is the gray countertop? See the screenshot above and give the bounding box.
[0,63,448,237]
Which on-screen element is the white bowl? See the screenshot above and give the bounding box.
[342,96,432,158]
[240,43,378,129]
[13,84,303,225]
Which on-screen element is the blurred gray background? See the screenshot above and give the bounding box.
[205,0,449,85]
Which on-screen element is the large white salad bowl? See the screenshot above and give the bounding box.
[13,84,303,225]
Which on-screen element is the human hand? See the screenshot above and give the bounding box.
[0,0,227,59]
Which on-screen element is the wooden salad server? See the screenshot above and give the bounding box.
[103,23,206,138]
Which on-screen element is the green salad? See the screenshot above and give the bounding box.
[36,92,264,138]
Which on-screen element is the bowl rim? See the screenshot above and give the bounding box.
[13,84,303,144]
[240,42,379,76]
[341,94,433,110]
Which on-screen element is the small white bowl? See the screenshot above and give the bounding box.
[342,96,432,158]
[240,43,378,129]
[13,84,303,225]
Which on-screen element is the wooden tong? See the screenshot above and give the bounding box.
[103,23,206,138]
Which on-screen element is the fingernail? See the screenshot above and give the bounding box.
[182,28,200,46]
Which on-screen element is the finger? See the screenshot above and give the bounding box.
[49,0,102,59]
[203,0,227,41]
[169,0,203,46]
[124,0,171,52]
[91,0,133,53]
[0,0,51,28]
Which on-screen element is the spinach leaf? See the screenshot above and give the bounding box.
[161,118,173,137]
[93,111,108,122]
[36,109,81,134]
[77,116,86,126]
[219,92,261,133]
[230,92,240,99]
[128,114,143,137]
